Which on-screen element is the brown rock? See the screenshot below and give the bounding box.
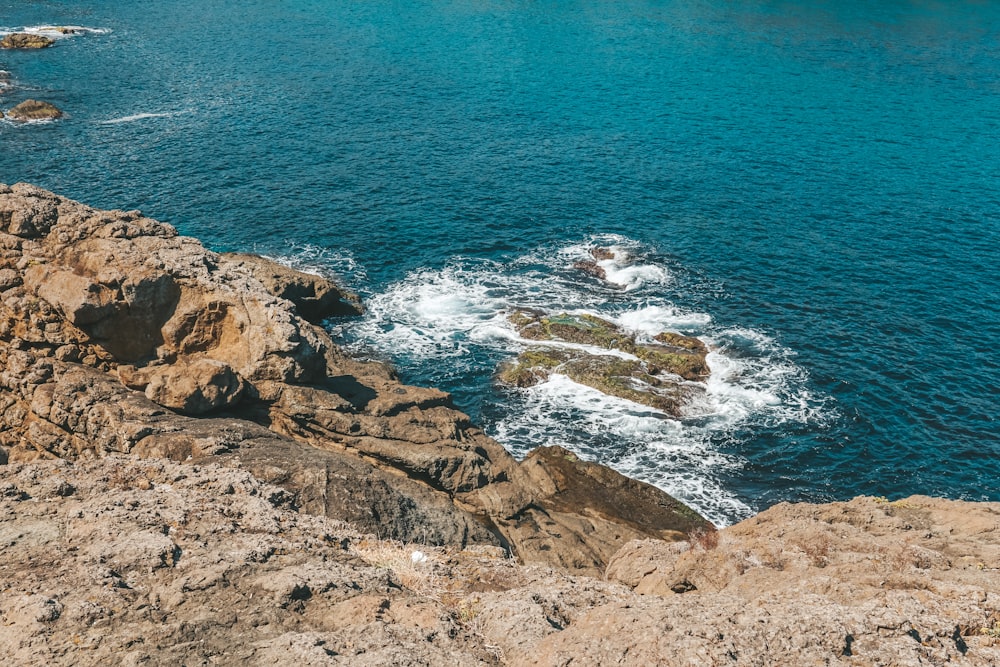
[572,259,607,281]
[590,246,615,261]
[0,33,55,49]
[6,99,63,121]
[143,358,245,415]
[221,252,364,321]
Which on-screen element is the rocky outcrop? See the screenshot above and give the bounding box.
[5,99,63,121]
[572,246,615,281]
[3,459,998,666]
[221,252,364,322]
[0,456,504,666]
[499,309,709,416]
[0,33,55,49]
[0,183,709,575]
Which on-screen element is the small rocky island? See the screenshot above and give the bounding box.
[499,309,709,416]
[3,99,63,121]
[1,185,998,665]
[0,33,56,49]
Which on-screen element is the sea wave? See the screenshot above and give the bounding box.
[324,236,832,525]
[0,25,111,39]
[99,112,185,125]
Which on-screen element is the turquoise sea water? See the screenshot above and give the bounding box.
[2,1,998,524]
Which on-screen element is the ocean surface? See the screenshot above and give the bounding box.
[2,0,998,525]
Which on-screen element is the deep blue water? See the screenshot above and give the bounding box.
[2,0,998,524]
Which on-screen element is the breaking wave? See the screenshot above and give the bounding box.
[0,25,111,39]
[99,112,185,125]
[324,236,833,526]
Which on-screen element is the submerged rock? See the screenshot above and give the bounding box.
[0,33,55,49]
[37,26,83,35]
[6,99,63,121]
[572,246,617,281]
[500,310,709,416]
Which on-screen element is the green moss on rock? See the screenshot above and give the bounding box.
[502,309,711,415]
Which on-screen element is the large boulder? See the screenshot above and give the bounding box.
[6,100,63,121]
[141,358,245,415]
[0,33,55,49]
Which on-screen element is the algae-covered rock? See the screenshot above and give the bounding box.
[515,311,636,351]
[497,347,574,387]
[501,310,709,416]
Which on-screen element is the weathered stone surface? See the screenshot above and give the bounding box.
[5,459,1000,665]
[6,99,63,121]
[221,252,364,321]
[0,33,55,49]
[489,446,712,571]
[143,358,245,415]
[0,457,502,666]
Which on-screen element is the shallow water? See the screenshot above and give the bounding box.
[1,0,998,524]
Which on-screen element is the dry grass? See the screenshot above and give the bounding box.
[795,534,832,568]
[352,538,449,600]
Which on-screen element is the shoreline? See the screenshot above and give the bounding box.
[0,185,998,664]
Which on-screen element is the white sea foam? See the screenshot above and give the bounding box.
[490,374,754,526]
[320,236,830,525]
[99,112,183,125]
[560,236,672,291]
[264,243,366,283]
[1,25,111,39]
[354,266,511,359]
[614,305,712,335]
[1,115,60,126]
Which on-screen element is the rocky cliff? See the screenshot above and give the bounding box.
[0,183,709,574]
[1,185,998,666]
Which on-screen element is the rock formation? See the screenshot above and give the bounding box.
[0,33,55,49]
[572,246,615,282]
[5,99,63,121]
[3,457,998,665]
[220,252,363,322]
[0,183,709,576]
[499,309,709,416]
